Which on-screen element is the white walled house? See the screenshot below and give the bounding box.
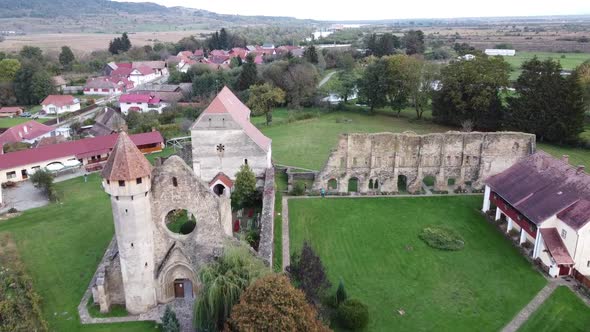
[191,87,272,195]
[482,152,590,279]
[84,77,134,96]
[41,95,81,115]
[0,120,70,152]
[119,94,168,115]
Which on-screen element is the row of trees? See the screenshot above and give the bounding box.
[433,56,587,143]
[365,30,425,57]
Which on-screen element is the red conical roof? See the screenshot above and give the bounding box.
[101,131,152,181]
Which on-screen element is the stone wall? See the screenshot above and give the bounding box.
[258,167,275,266]
[313,131,536,194]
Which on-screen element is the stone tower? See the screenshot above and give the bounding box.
[101,132,157,314]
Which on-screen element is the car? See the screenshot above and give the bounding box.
[20,112,32,117]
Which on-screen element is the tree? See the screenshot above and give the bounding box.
[59,46,75,70]
[31,70,56,104]
[506,57,585,143]
[333,69,359,104]
[247,83,285,126]
[262,60,319,108]
[358,57,389,112]
[304,45,319,64]
[14,62,41,105]
[108,33,131,54]
[121,32,132,52]
[0,58,21,82]
[576,60,590,114]
[288,241,331,305]
[219,28,229,50]
[404,58,440,119]
[453,42,476,56]
[194,245,268,332]
[403,30,425,55]
[432,56,509,130]
[230,164,258,210]
[227,274,331,332]
[237,53,258,91]
[376,33,400,57]
[30,169,57,201]
[384,55,413,116]
[161,306,180,332]
[336,278,348,306]
[19,46,43,62]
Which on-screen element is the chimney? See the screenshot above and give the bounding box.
[562,155,569,164]
[577,165,586,175]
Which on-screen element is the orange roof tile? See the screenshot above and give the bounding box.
[101,131,152,181]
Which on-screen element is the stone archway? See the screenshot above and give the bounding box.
[160,262,197,302]
[398,175,408,192]
[348,177,359,193]
[213,183,226,196]
[327,178,338,191]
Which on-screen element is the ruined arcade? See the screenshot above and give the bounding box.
[313,131,536,194]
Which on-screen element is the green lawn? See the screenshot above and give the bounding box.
[260,110,447,170]
[0,177,161,331]
[519,286,590,332]
[289,196,547,331]
[505,51,590,80]
[0,117,31,127]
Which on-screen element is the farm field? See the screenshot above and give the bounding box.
[257,109,590,171]
[505,51,590,80]
[518,286,590,332]
[288,196,547,331]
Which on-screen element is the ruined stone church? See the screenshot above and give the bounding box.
[90,87,273,314]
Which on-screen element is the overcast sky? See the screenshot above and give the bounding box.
[119,0,590,21]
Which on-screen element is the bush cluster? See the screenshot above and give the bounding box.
[337,298,370,330]
[419,226,465,251]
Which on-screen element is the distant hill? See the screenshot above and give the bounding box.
[0,0,317,33]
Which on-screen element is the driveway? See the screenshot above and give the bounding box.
[1,181,49,213]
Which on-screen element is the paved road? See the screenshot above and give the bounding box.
[318,70,339,88]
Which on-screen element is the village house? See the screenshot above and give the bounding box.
[0,131,163,183]
[41,95,81,115]
[191,86,272,196]
[84,77,134,96]
[119,93,168,115]
[0,107,23,118]
[0,120,70,152]
[482,152,590,279]
[88,108,127,137]
[52,76,67,92]
[132,84,186,103]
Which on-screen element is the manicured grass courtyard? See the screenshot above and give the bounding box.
[519,286,590,332]
[505,51,590,80]
[289,196,547,331]
[0,176,161,331]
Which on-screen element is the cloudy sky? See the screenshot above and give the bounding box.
[119,0,590,21]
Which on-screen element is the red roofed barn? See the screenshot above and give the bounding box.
[482,152,590,278]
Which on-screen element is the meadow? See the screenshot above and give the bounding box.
[289,196,547,331]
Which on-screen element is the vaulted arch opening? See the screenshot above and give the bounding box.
[165,209,196,235]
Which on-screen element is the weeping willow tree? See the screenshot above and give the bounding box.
[194,244,269,331]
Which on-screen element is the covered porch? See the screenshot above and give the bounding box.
[535,228,575,278]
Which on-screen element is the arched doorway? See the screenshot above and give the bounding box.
[213,183,226,196]
[174,279,193,299]
[398,175,408,192]
[328,178,338,191]
[348,177,359,193]
[422,175,436,188]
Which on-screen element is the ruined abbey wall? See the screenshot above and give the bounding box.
[313,131,536,194]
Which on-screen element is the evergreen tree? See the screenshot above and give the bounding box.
[506,57,585,143]
[219,28,229,50]
[13,62,38,105]
[237,54,258,91]
[336,278,348,306]
[230,164,258,210]
[19,46,43,62]
[304,45,319,64]
[161,306,180,332]
[120,32,132,52]
[59,46,75,70]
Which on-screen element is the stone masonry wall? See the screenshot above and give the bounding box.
[313,131,536,194]
[258,167,275,266]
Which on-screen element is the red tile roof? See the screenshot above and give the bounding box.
[111,67,134,77]
[41,95,77,107]
[557,199,590,230]
[0,131,163,171]
[0,120,54,147]
[209,172,234,188]
[540,228,575,265]
[101,131,153,181]
[487,152,590,226]
[193,86,271,152]
[119,94,161,104]
[133,65,155,76]
[0,107,24,114]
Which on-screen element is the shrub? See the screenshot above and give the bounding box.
[336,278,348,306]
[337,298,369,330]
[179,220,196,235]
[161,305,180,332]
[419,226,465,251]
[7,207,18,213]
[30,169,57,202]
[227,274,331,332]
[290,181,306,196]
[288,241,331,305]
